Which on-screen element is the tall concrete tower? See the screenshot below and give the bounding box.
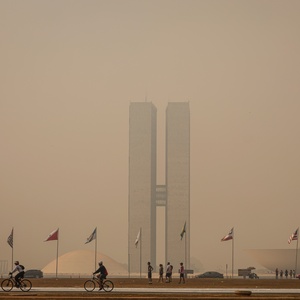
[128,102,190,274]
[128,102,157,274]
[165,102,190,268]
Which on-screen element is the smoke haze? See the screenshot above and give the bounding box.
[1,0,300,272]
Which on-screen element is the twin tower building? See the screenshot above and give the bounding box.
[128,102,190,273]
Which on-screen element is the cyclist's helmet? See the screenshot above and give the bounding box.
[14,261,19,265]
[98,261,103,266]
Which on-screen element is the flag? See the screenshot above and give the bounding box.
[44,228,59,242]
[288,228,298,244]
[135,229,140,248]
[7,228,14,248]
[180,222,186,240]
[221,227,234,241]
[85,228,97,244]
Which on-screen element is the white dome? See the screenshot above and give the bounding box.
[42,249,127,276]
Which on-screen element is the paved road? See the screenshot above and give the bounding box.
[16,287,299,294]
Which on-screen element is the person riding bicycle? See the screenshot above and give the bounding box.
[9,261,25,287]
[93,261,108,287]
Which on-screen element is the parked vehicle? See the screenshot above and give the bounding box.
[249,272,259,279]
[196,271,224,278]
[24,269,43,278]
[238,267,258,279]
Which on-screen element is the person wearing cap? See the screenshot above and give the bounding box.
[10,261,25,287]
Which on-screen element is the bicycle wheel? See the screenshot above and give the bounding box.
[103,280,114,292]
[20,279,32,292]
[84,280,95,292]
[1,279,13,292]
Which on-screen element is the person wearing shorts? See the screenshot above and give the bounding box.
[178,262,185,284]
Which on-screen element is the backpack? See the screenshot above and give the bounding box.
[19,265,25,270]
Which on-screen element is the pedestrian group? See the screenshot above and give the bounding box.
[275,268,296,279]
[147,261,185,284]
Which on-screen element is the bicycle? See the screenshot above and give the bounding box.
[1,274,32,292]
[84,275,114,292]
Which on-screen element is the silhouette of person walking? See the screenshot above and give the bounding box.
[166,262,172,283]
[158,264,164,283]
[178,262,185,284]
[147,262,153,284]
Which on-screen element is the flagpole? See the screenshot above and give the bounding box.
[232,236,234,278]
[11,246,14,271]
[180,221,187,268]
[7,228,14,270]
[140,227,142,278]
[185,229,187,269]
[128,252,131,278]
[295,228,299,275]
[95,228,97,271]
[221,228,234,277]
[56,233,59,279]
[11,227,14,270]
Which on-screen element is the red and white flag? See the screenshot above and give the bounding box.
[44,228,59,242]
[288,228,298,244]
[221,227,234,241]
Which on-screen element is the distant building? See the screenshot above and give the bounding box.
[128,103,157,274]
[128,102,190,274]
[165,103,190,268]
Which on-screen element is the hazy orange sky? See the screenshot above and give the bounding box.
[1,0,300,273]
